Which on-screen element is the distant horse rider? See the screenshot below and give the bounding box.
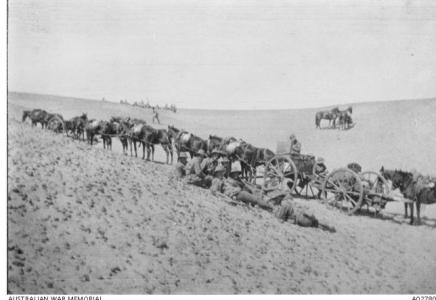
[289,134,301,156]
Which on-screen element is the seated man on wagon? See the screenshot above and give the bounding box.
[289,134,302,156]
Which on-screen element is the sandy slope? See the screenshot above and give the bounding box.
[7,92,436,293]
[7,115,436,294]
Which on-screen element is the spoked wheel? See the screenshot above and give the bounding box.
[360,171,390,213]
[263,155,298,192]
[306,160,328,199]
[321,168,363,215]
[360,171,390,194]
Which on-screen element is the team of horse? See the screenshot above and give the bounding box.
[21,108,436,225]
[315,106,354,130]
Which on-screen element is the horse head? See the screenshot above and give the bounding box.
[347,106,353,114]
[22,110,30,122]
[380,167,413,192]
[331,107,340,114]
[80,113,88,121]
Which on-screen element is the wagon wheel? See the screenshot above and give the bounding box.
[360,171,390,213]
[305,160,328,199]
[321,168,363,215]
[263,155,298,192]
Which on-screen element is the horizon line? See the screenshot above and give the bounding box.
[7,90,436,111]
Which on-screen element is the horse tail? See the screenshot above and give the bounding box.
[315,112,321,127]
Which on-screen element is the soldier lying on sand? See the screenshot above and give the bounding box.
[211,162,336,232]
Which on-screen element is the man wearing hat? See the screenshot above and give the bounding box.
[201,149,220,177]
[210,164,227,195]
[314,157,327,178]
[218,156,231,178]
[184,149,207,187]
[211,161,273,210]
[173,152,188,179]
[289,134,302,156]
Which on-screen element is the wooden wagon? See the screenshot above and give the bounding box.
[263,141,410,215]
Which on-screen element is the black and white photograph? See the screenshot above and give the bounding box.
[5,0,436,295]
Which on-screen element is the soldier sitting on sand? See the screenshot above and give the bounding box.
[184,149,208,187]
[173,152,188,180]
[218,156,231,178]
[201,149,220,176]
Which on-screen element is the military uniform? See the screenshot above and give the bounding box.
[201,157,218,176]
[274,199,319,227]
[184,156,205,186]
[290,140,302,155]
[173,162,186,179]
[211,176,272,210]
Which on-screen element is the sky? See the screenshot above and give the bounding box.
[8,0,436,109]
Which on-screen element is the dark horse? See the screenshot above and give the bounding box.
[142,125,173,164]
[22,109,49,128]
[232,141,275,183]
[97,120,119,150]
[380,167,417,224]
[167,125,207,159]
[114,118,133,155]
[315,107,339,129]
[128,124,173,164]
[67,113,88,140]
[415,182,436,224]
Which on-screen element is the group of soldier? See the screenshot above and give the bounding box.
[171,134,335,232]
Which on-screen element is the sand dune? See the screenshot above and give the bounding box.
[7,92,436,294]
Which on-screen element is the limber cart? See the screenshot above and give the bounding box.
[263,141,410,215]
[262,141,326,198]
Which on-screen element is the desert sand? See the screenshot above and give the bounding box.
[7,92,436,294]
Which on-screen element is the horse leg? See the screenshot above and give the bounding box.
[409,202,414,225]
[416,200,421,225]
[168,144,173,164]
[162,144,169,164]
[152,145,155,161]
[404,203,408,218]
[134,141,138,157]
[146,145,151,161]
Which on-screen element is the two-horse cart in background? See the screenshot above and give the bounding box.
[262,141,403,215]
